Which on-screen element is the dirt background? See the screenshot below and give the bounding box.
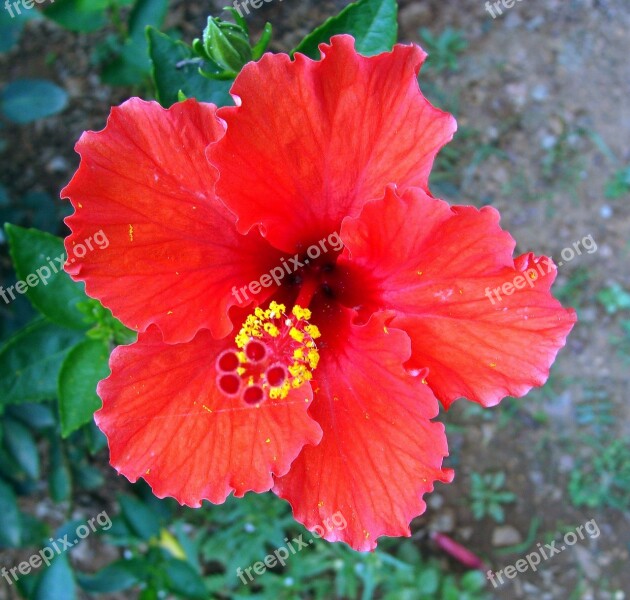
[1,0,629,599]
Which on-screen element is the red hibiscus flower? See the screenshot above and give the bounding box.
[62,35,576,551]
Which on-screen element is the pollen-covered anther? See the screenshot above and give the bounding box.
[224,301,321,404]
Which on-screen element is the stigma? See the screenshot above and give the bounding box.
[215,302,321,405]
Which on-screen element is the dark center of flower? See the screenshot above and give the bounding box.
[215,302,320,405]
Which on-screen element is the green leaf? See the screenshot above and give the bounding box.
[49,435,72,502]
[0,319,83,406]
[7,402,56,430]
[147,27,233,107]
[293,0,397,59]
[119,495,161,540]
[100,0,168,87]
[6,224,90,329]
[34,554,76,600]
[0,5,39,53]
[129,0,168,41]
[77,560,140,592]
[164,558,207,599]
[3,418,39,479]
[58,338,110,437]
[5,224,90,329]
[0,478,21,547]
[43,0,110,32]
[0,79,69,124]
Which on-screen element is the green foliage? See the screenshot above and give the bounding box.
[596,282,630,314]
[468,471,516,523]
[419,27,468,72]
[0,318,84,406]
[6,224,89,330]
[147,28,234,107]
[0,6,39,53]
[554,266,590,307]
[0,79,69,124]
[96,0,169,87]
[0,478,21,546]
[43,0,132,32]
[605,166,630,199]
[58,338,110,437]
[568,438,630,510]
[293,0,398,58]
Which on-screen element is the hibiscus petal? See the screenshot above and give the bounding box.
[96,327,322,506]
[208,34,456,253]
[62,98,283,343]
[338,187,577,408]
[273,307,452,551]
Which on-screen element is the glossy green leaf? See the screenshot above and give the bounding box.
[293,0,397,59]
[34,554,76,600]
[0,79,69,124]
[0,319,83,406]
[7,402,56,430]
[147,27,233,107]
[129,0,168,41]
[58,338,110,437]
[100,0,168,87]
[3,418,39,479]
[43,0,110,32]
[0,478,21,547]
[119,494,161,540]
[6,224,89,330]
[164,559,207,599]
[0,5,39,53]
[77,560,140,592]
[48,435,71,502]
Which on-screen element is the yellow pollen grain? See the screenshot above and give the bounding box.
[269,301,286,314]
[265,438,271,443]
[202,405,212,413]
[289,327,305,343]
[78,203,83,208]
[128,224,134,241]
[292,305,312,320]
[304,324,321,339]
[489,362,497,368]
[264,322,280,337]
[307,349,319,369]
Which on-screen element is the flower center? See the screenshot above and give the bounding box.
[215,301,321,405]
